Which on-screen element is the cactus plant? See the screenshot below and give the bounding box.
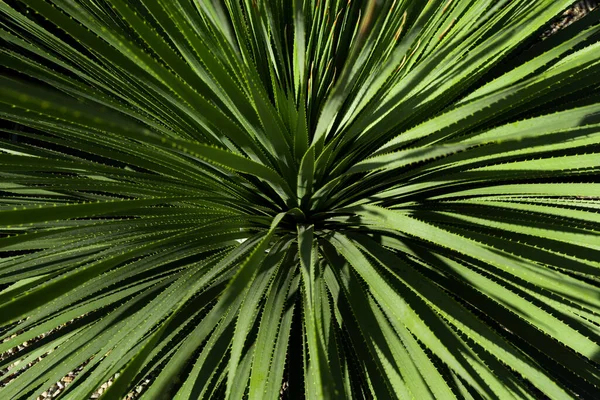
[1,0,599,399]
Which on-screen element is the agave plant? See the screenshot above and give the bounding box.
[1,0,599,399]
